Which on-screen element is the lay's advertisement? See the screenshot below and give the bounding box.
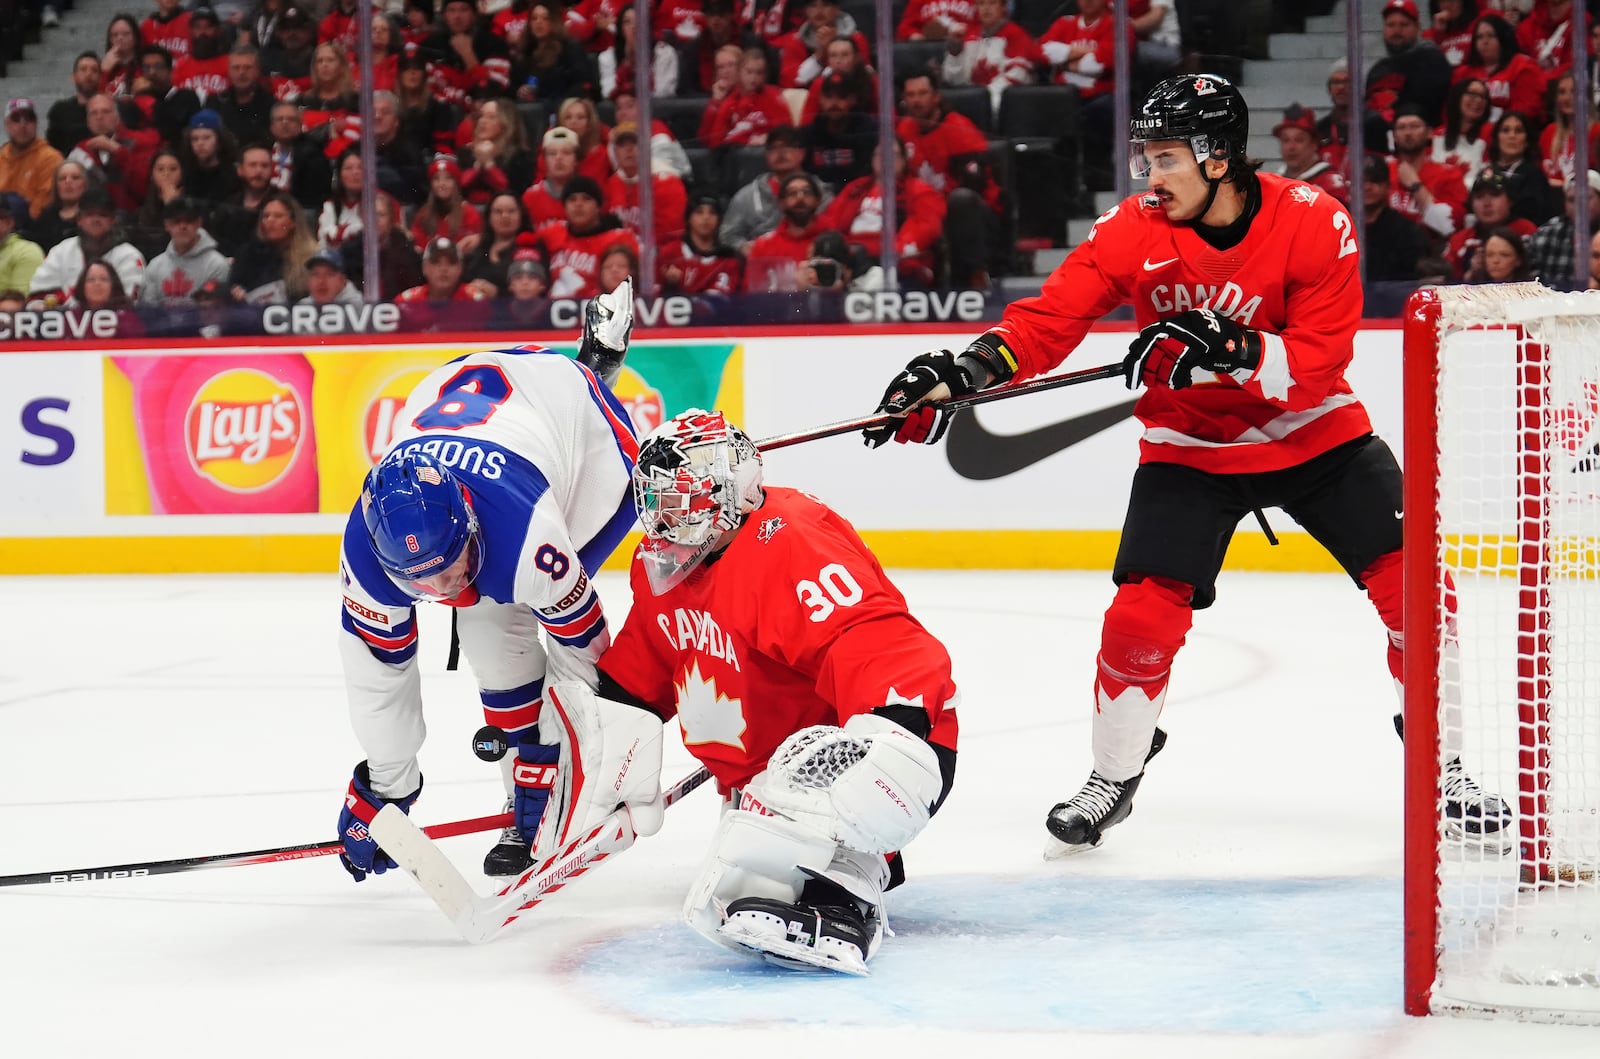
[103,341,742,516]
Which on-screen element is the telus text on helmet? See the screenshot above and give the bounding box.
[390,437,508,479]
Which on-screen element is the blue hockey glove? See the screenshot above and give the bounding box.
[338,761,422,882]
[513,736,560,841]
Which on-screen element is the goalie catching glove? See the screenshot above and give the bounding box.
[575,276,633,386]
[743,713,943,854]
[530,681,665,865]
[1123,308,1262,391]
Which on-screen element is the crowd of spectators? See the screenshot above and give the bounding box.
[1267,0,1600,291]
[0,0,1194,320]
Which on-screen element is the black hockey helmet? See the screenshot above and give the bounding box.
[1129,73,1250,178]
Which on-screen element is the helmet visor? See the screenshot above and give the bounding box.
[1128,135,1213,180]
[386,528,483,602]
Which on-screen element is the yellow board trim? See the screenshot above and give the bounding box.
[8,530,1349,575]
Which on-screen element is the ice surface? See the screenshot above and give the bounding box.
[2,571,1596,1058]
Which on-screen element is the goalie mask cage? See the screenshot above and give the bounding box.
[1403,282,1600,1023]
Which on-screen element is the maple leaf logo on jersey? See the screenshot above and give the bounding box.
[756,516,785,543]
[162,269,195,299]
[1289,185,1321,206]
[675,659,747,750]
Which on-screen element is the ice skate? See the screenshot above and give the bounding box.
[1044,728,1166,859]
[718,875,878,976]
[1442,756,1515,855]
[482,797,533,876]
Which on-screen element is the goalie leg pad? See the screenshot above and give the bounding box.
[684,807,838,949]
[532,681,664,864]
[718,847,891,975]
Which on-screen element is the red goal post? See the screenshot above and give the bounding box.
[1402,282,1600,1023]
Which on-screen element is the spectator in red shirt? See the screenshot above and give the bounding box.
[1040,0,1126,103]
[398,236,487,303]
[704,47,792,148]
[174,8,230,101]
[796,36,878,123]
[410,156,486,254]
[425,0,514,108]
[1435,77,1492,177]
[658,194,745,297]
[896,0,976,42]
[523,125,582,231]
[102,15,143,99]
[686,0,762,95]
[816,138,947,288]
[67,93,160,213]
[603,123,688,248]
[459,97,536,206]
[744,171,825,292]
[1386,103,1469,246]
[698,43,748,141]
[1453,13,1546,124]
[1445,171,1539,279]
[319,0,362,51]
[554,96,614,184]
[898,69,1002,288]
[537,174,639,298]
[777,0,871,90]
[1271,104,1350,205]
[142,0,193,64]
[1425,0,1481,67]
[1516,0,1574,79]
[941,0,1040,114]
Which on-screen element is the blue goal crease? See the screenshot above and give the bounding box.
[571,875,1403,1034]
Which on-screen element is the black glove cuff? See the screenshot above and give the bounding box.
[1237,328,1264,373]
[958,332,1019,388]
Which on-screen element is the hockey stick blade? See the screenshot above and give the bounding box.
[756,361,1124,452]
[0,811,511,888]
[372,765,712,943]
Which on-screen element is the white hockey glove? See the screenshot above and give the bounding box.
[744,713,943,854]
[532,680,664,865]
[576,277,634,386]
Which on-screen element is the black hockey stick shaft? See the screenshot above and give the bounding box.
[755,362,1124,451]
[0,811,511,887]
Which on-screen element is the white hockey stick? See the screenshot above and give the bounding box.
[371,764,712,943]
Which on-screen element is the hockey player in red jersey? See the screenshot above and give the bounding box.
[861,73,1510,858]
[526,409,957,974]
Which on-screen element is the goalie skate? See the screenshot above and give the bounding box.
[1441,756,1515,855]
[1044,728,1167,860]
[717,876,878,977]
[482,797,533,877]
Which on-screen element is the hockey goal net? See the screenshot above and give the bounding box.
[1404,282,1600,1022]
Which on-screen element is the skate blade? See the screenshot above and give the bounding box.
[1443,820,1517,857]
[1042,832,1102,861]
[716,921,870,976]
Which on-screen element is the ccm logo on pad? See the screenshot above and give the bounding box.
[515,763,558,787]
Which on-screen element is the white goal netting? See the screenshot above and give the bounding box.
[1422,282,1600,1022]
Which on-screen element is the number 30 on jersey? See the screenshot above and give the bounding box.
[797,563,865,622]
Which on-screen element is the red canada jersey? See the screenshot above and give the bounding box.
[521,181,568,232]
[657,238,743,295]
[141,12,192,61]
[993,173,1371,474]
[598,486,959,790]
[538,223,640,299]
[896,0,975,40]
[173,55,231,101]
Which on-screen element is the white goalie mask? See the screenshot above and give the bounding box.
[632,409,764,594]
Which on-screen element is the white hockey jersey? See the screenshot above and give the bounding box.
[338,347,639,797]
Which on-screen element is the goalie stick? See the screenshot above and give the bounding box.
[371,764,712,943]
[0,811,511,888]
[756,361,1123,451]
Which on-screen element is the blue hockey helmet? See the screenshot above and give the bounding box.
[361,450,483,601]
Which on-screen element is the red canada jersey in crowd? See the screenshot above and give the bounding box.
[1516,4,1573,76]
[896,0,975,40]
[522,181,568,232]
[141,11,192,61]
[897,110,1001,212]
[993,173,1371,475]
[604,171,689,247]
[320,7,361,49]
[394,283,486,304]
[598,486,960,791]
[816,174,947,263]
[1445,216,1538,279]
[703,86,792,148]
[173,54,230,101]
[744,221,820,292]
[538,222,640,298]
[1039,12,1131,101]
[1452,56,1545,123]
[1381,154,1468,235]
[657,238,743,295]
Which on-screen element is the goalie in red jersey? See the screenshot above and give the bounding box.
[524,409,958,975]
[861,72,1511,859]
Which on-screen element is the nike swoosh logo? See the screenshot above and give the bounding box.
[946,399,1140,480]
[1143,257,1178,271]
